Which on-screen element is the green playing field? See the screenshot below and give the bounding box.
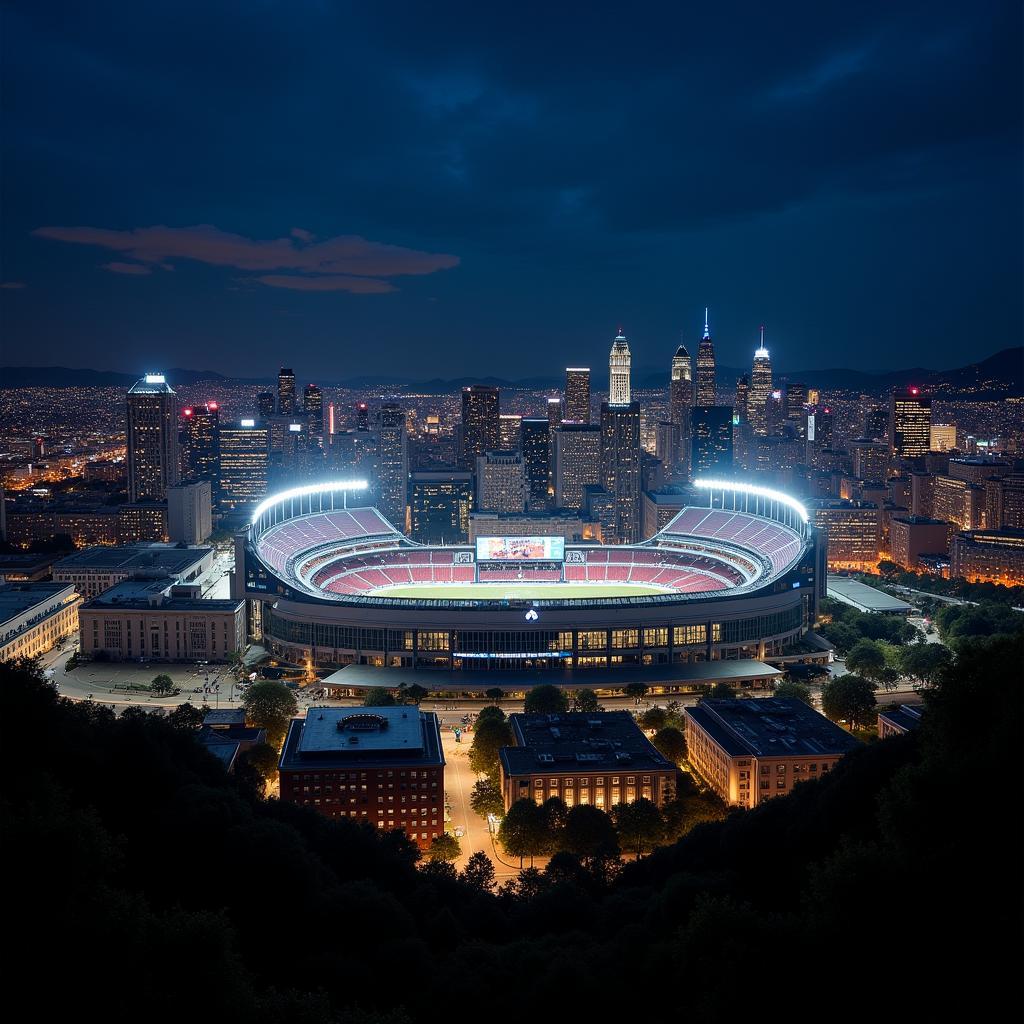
[367,582,666,600]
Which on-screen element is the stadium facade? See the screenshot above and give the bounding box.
[234,480,825,686]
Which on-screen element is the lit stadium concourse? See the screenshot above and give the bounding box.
[239,478,822,687]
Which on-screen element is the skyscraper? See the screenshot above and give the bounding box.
[670,344,692,426]
[889,387,932,459]
[608,329,632,406]
[748,327,773,435]
[499,414,523,450]
[182,401,220,504]
[552,424,602,509]
[218,420,270,512]
[600,401,641,543]
[303,384,324,437]
[547,396,562,430]
[734,375,750,425]
[695,308,716,406]
[126,373,180,503]
[669,343,693,480]
[377,402,409,531]
[691,406,734,477]
[356,402,370,432]
[565,367,591,424]
[277,368,296,415]
[521,418,551,510]
[257,391,276,421]
[409,470,474,544]
[461,385,500,468]
[475,451,527,514]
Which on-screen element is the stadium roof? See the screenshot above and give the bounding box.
[826,576,913,614]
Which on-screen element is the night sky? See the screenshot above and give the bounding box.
[1,2,1021,381]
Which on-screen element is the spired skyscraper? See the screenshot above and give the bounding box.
[695,308,717,406]
[608,329,632,406]
[748,327,773,435]
[277,368,297,415]
[666,342,694,481]
[564,367,591,424]
[126,373,180,503]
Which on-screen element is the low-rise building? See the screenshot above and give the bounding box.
[683,698,861,809]
[53,543,214,599]
[888,515,950,570]
[642,487,689,540]
[950,528,1024,586]
[278,707,445,850]
[877,704,923,739]
[0,582,80,661]
[498,711,678,812]
[78,579,245,662]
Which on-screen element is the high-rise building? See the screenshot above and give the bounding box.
[356,402,370,432]
[167,481,213,544]
[257,391,276,421]
[695,309,716,406]
[552,425,602,510]
[785,382,807,421]
[608,330,632,406]
[805,405,834,469]
[461,385,500,469]
[670,344,693,425]
[691,406,734,477]
[499,414,523,450]
[863,405,888,442]
[182,401,220,503]
[565,368,591,424]
[932,475,985,531]
[126,373,180,503]
[409,470,473,544]
[850,439,891,482]
[655,421,685,483]
[377,402,408,531]
[547,397,563,430]
[218,421,270,512]
[985,475,1024,530]
[748,328,773,435]
[929,424,957,452]
[889,516,951,570]
[277,368,296,415]
[805,499,881,571]
[889,387,932,460]
[303,384,324,438]
[475,451,527,514]
[521,418,551,510]
[669,344,692,480]
[600,401,641,543]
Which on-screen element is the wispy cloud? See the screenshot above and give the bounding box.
[0,281,27,289]
[34,224,459,293]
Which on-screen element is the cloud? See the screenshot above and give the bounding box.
[102,261,152,275]
[255,274,396,293]
[33,224,459,293]
[0,281,27,289]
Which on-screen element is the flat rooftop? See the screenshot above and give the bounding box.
[0,582,77,624]
[82,579,241,611]
[827,576,913,614]
[685,698,861,759]
[54,543,212,574]
[878,704,924,732]
[500,711,674,776]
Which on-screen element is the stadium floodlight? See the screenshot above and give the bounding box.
[693,478,808,524]
[250,479,369,524]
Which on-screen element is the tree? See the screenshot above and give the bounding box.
[523,684,568,714]
[622,682,649,704]
[150,674,174,695]
[498,799,548,866]
[403,684,429,704]
[243,742,280,787]
[362,689,397,706]
[612,798,665,858]
[228,648,247,682]
[462,851,497,892]
[484,687,505,704]
[637,706,668,732]
[572,689,600,713]
[427,832,461,862]
[877,560,902,578]
[899,643,952,688]
[707,683,736,699]
[562,804,619,862]
[241,680,299,748]
[470,777,505,818]
[540,796,567,853]
[476,705,506,726]
[651,726,687,765]
[167,702,205,730]
[468,717,514,777]
[821,674,877,730]
[845,638,887,685]
[774,679,815,705]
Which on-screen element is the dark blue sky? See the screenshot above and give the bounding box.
[1,1,1021,380]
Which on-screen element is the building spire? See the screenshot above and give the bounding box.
[703,307,710,339]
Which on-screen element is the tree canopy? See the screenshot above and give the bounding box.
[241,680,299,747]
[821,673,877,730]
[523,684,569,714]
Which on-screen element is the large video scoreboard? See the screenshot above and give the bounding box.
[475,536,566,561]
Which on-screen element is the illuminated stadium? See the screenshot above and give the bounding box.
[239,479,824,682]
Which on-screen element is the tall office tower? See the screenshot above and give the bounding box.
[303,384,324,437]
[785,382,807,421]
[257,391,276,421]
[805,405,834,469]
[889,387,932,459]
[181,402,221,502]
[356,402,370,432]
[167,481,213,544]
[748,327,773,435]
[765,391,785,436]
[691,406,734,477]
[734,375,749,425]
[851,439,891,482]
[930,423,957,452]
[670,344,693,425]
[863,404,888,441]
[377,402,409,531]
[499,414,523,451]
[565,367,591,424]
[329,429,378,480]
[277,368,296,415]
[655,422,685,484]
[695,308,717,406]
[600,401,642,543]
[409,470,474,544]
[126,373,180,503]
[475,451,527,513]
[552,424,603,509]
[547,397,563,430]
[608,329,632,406]
[521,418,551,510]
[276,420,315,486]
[218,420,270,512]
[461,384,500,468]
